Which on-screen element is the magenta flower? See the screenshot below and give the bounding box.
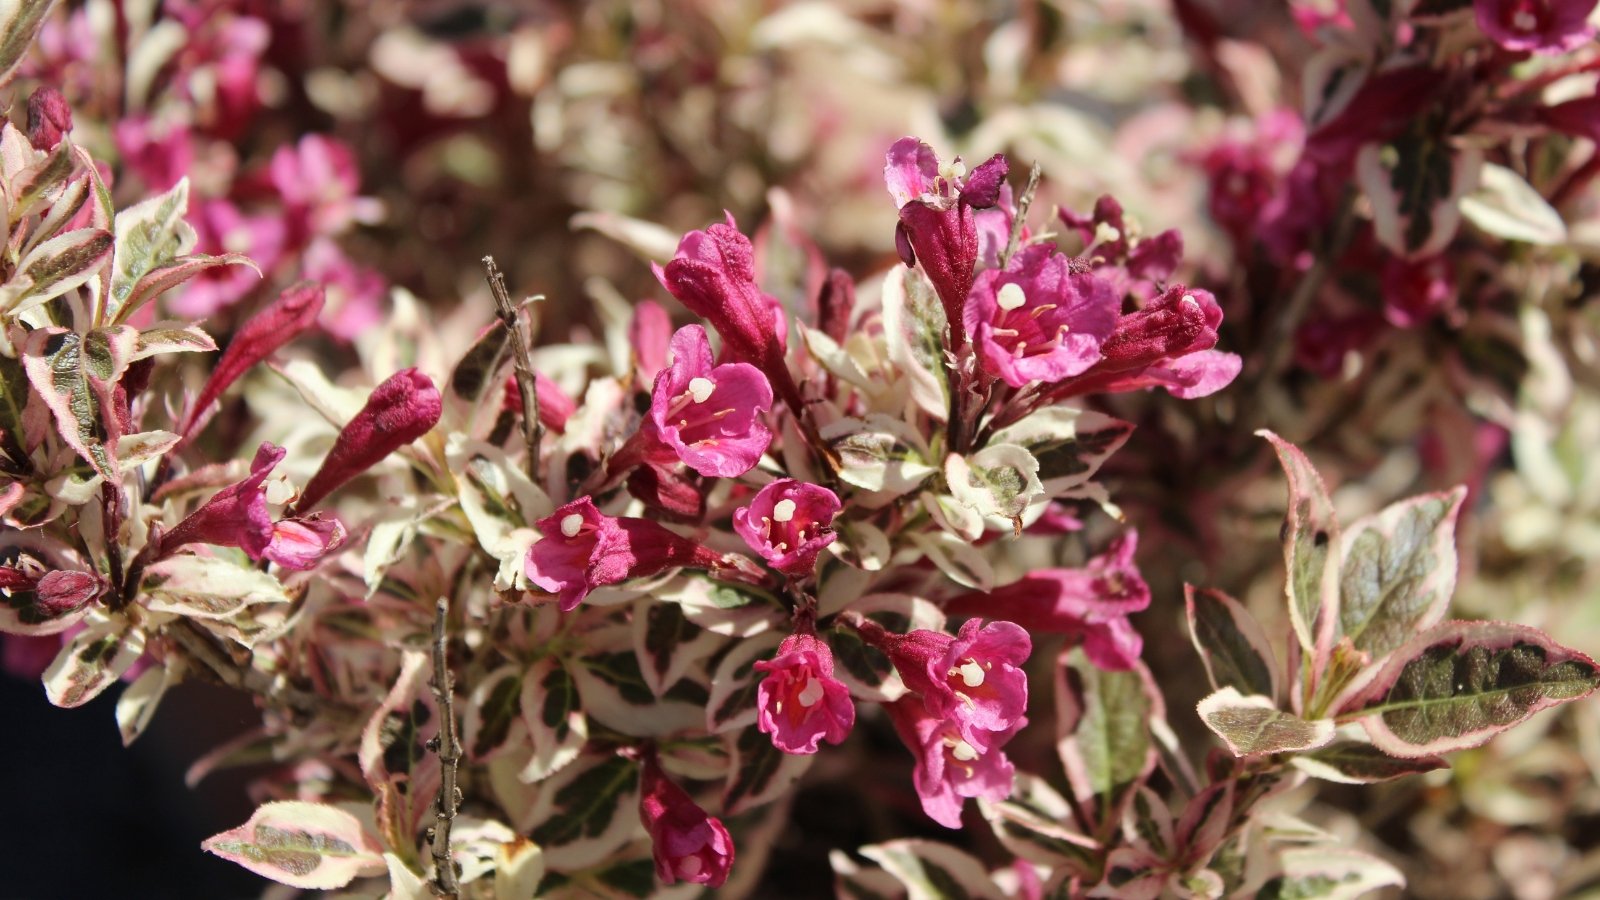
[502,372,577,435]
[732,480,840,578]
[1382,255,1457,329]
[261,515,348,571]
[179,282,325,445]
[162,443,283,559]
[1475,0,1598,53]
[113,116,195,191]
[947,533,1151,670]
[26,87,72,150]
[269,135,382,241]
[753,631,855,754]
[302,238,386,342]
[1099,284,1222,373]
[295,369,442,511]
[963,245,1119,388]
[630,300,674,382]
[648,325,773,478]
[172,200,284,318]
[638,752,735,888]
[886,698,1022,828]
[875,619,1031,733]
[884,137,1010,345]
[655,215,802,413]
[525,497,728,611]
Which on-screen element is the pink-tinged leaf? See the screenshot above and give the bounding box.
[1185,585,1279,702]
[1259,431,1341,665]
[131,321,216,361]
[108,177,192,320]
[201,801,385,890]
[517,657,587,783]
[858,839,1008,900]
[1173,780,1234,866]
[357,650,439,851]
[989,407,1135,495]
[1338,486,1466,663]
[1197,688,1334,757]
[0,0,59,88]
[1346,621,1600,758]
[980,773,1098,870]
[141,555,290,618]
[9,140,76,220]
[116,660,178,746]
[464,664,525,763]
[3,227,114,314]
[1056,648,1159,830]
[118,252,260,323]
[21,326,136,479]
[705,632,780,735]
[1268,847,1405,899]
[20,171,91,259]
[1088,847,1167,900]
[42,620,145,708]
[1291,741,1448,784]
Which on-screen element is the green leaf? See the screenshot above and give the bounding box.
[1338,487,1466,662]
[1259,431,1340,661]
[1346,621,1600,757]
[518,657,587,783]
[723,724,814,815]
[108,177,193,321]
[464,664,524,762]
[1056,649,1154,827]
[528,756,636,850]
[202,801,384,890]
[0,0,60,87]
[1186,584,1279,701]
[1257,847,1404,899]
[1197,688,1335,757]
[1291,741,1448,784]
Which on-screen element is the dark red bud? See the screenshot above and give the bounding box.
[295,368,442,511]
[27,87,73,150]
[35,570,106,616]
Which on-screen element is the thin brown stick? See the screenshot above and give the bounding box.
[428,597,462,898]
[1000,161,1043,268]
[482,256,541,481]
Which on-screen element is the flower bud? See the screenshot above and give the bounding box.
[35,570,107,617]
[295,368,442,511]
[26,87,73,150]
[639,753,735,888]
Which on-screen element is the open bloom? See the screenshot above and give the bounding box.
[963,245,1119,388]
[656,215,801,413]
[162,443,346,570]
[296,368,442,511]
[753,631,854,754]
[876,618,1031,733]
[639,753,735,888]
[885,137,1009,344]
[1475,0,1597,53]
[946,533,1150,670]
[1065,284,1240,399]
[887,698,1022,828]
[648,325,773,477]
[732,480,840,577]
[525,497,728,611]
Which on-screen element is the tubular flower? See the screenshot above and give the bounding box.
[884,136,1009,345]
[295,368,442,512]
[731,479,840,577]
[648,325,773,477]
[872,618,1031,734]
[753,630,855,754]
[525,497,728,611]
[655,214,802,413]
[1475,0,1597,54]
[638,752,735,888]
[963,244,1119,388]
[162,443,346,570]
[886,698,1023,828]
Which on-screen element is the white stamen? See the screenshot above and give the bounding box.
[956,660,985,688]
[1512,9,1537,30]
[773,498,797,522]
[997,282,1027,311]
[1093,221,1122,246]
[559,514,583,537]
[678,856,704,878]
[687,377,715,403]
[950,739,979,762]
[797,677,824,707]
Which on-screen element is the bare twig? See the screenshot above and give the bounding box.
[482,256,541,481]
[428,597,463,898]
[999,161,1043,268]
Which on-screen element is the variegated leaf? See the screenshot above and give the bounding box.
[527,755,639,870]
[201,801,385,890]
[43,619,145,708]
[1259,431,1340,662]
[880,265,950,421]
[131,321,217,360]
[2,227,114,315]
[859,839,1007,900]
[118,252,259,322]
[723,724,814,815]
[1260,847,1405,899]
[519,657,587,783]
[108,177,193,320]
[464,664,526,763]
[1057,649,1156,826]
[1198,688,1335,757]
[141,555,290,619]
[1186,585,1279,701]
[1291,741,1448,784]
[0,0,60,87]
[1338,486,1465,662]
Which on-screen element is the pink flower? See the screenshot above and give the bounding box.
[630,300,674,382]
[26,87,72,150]
[753,631,855,754]
[885,137,1010,346]
[525,497,728,611]
[638,752,735,888]
[179,283,325,445]
[818,268,857,344]
[656,215,802,413]
[261,515,348,571]
[1476,0,1598,53]
[963,245,1119,388]
[171,200,285,318]
[502,372,577,435]
[648,325,773,478]
[876,619,1031,734]
[295,369,442,511]
[1099,285,1222,373]
[1382,255,1457,328]
[161,444,345,569]
[302,238,386,342]
[114,116,194,191]
[947,533,1150,670]
[732,480,840,578]
[269,135,381,241]
[886,698,1022,828]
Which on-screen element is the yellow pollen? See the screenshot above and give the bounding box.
[997,283,1027,311]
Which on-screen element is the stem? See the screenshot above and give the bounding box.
[482,256,542,483]
[999,161,1043,269]
[428,597,463,899]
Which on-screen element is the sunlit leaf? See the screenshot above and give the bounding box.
[201,801,385,890]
